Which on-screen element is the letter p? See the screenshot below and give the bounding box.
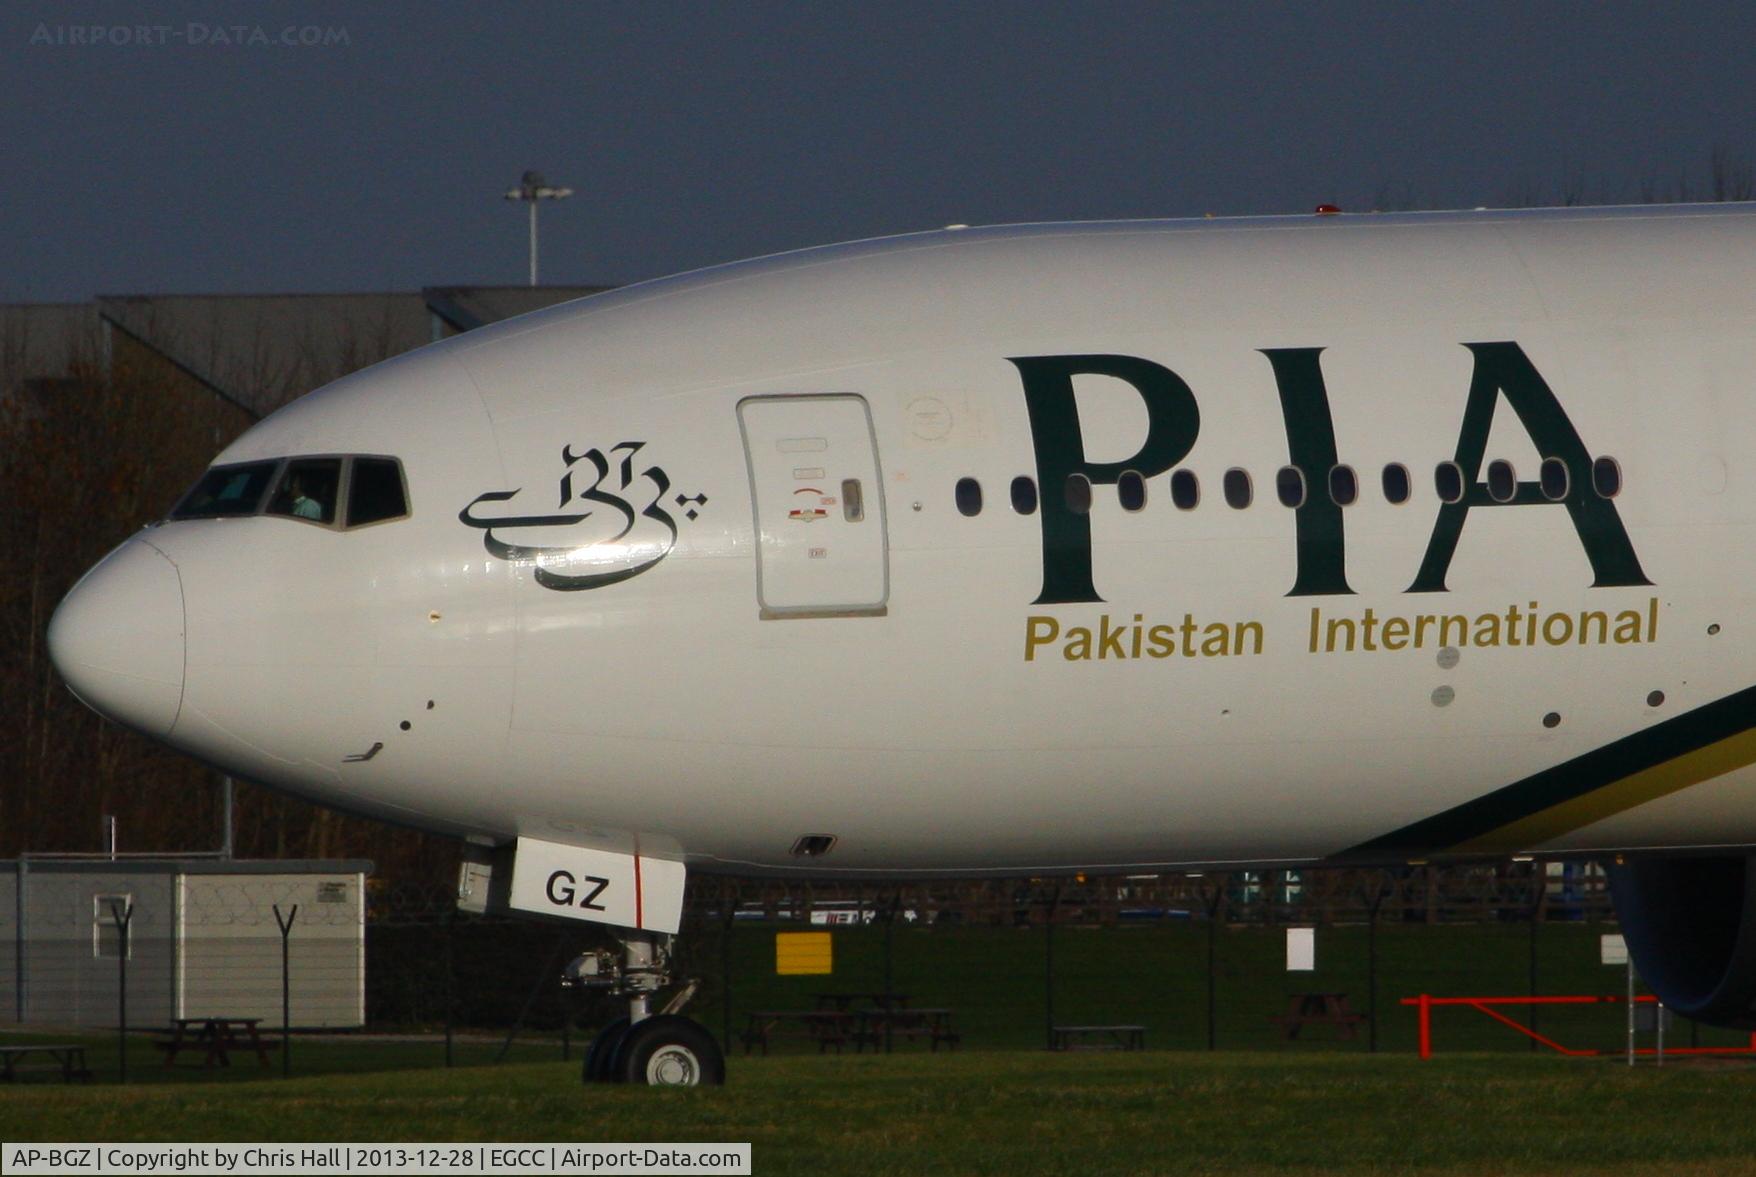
[1011,355,1199,603]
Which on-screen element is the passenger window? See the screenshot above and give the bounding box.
[1223,468,1252,509]
[1434,461,1464,504]
[170,461,279,519]
[1329,465,1358,506]
[1275,466,1306,509]
[1539,457,1569,501]
[1065,473,1092,514]
[1170,469,1199,510]
[267,458,342,525]
[955,477,983,517]
[1010,476,1038,515]
[1487,459,1516,503]
[1117,470,1146,512]
[1593,456,1622,498]
[1381,463,1411,504]
[348,458,409,527]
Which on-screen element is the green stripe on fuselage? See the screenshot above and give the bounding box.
[1336,681,1756,860]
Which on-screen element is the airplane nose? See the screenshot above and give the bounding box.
[47,538,187,739]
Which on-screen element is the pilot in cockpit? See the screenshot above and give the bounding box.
[267,460,340,524]
[287,473,323,520]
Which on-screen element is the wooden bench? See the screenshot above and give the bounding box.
[740,1010,853,1055]
[1051,1024,1146,1051]
[1271,992,1366,1040]
[0,1044,93,1083]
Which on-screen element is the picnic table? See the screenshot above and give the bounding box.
[1271,992,1365,1040]
[1051,1024,1146,1051]
[0,1044,93,1083]
[154,1017,279,1068]
[740,1010,853,1055]
[852,1007,959,1052]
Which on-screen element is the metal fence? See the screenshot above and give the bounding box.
[14,859,1734,1081]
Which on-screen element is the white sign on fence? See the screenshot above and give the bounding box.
[1286,927,1315,972]
[1601,933,1628,965]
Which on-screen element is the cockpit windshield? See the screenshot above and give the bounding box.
[168,456,409,528]
[346,458,409,526]
[266,458,343,525]
[169,461,279,519]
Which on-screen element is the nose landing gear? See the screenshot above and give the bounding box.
[567,930,726,1087]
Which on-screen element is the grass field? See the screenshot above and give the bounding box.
[7,920,1754,1173]
[5,1049,1756,1175]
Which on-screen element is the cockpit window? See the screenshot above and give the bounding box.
[347,457,410,527]
[170,455,408,529]
[266,458,343,525]
[170,461,279,519]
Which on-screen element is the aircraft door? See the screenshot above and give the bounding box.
[737,394,888,617]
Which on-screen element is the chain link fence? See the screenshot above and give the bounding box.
[7,858,1745,1080]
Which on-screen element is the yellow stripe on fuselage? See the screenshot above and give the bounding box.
[1452,726,1756,855]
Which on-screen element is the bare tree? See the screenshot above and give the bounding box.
[1,331,456,883]
[1710,144,1756,202]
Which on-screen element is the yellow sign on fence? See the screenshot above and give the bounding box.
[775,931,833,976]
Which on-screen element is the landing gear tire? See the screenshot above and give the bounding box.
[582,1017,632,1084]
[616,1015,726,1087]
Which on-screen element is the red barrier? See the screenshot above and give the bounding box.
[1400,994,1756,1059]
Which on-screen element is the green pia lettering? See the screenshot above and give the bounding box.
[545,869,610,910]
[1013,343,1649,604]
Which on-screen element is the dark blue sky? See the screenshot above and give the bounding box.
[5,2,1753,301]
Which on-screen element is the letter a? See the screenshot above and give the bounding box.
[1409,342,1650,592]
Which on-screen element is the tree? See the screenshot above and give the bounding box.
[0,319,454,882]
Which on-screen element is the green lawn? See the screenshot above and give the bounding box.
[0,1029,562,1087]
[5,1051,1756,1175]
[5,920,1752,1174]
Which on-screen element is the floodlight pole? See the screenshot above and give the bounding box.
[504,170,574,287]
[220,776,234,860]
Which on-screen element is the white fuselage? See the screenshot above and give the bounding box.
[49,205,1756,877]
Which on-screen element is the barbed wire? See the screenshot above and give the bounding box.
[345,860,1616,928]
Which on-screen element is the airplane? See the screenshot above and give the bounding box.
[46,201,1756,1085]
